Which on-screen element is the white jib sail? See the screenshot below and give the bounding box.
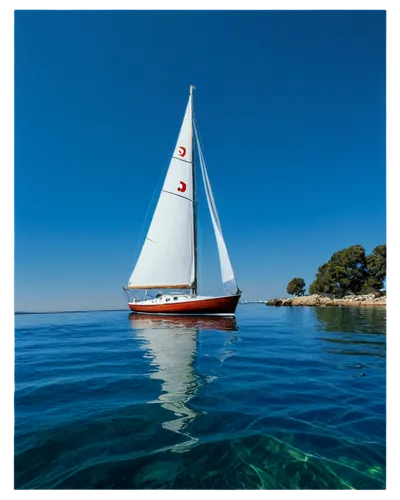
[194,122,238,294]
[128,91,195,289]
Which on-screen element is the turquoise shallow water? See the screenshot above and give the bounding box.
[14,305,386,489]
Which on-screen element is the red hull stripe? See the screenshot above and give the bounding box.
[129,294,240,315]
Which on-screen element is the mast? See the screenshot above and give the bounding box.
[190,85,198,296]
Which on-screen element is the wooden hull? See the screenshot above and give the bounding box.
[128,294,240,316]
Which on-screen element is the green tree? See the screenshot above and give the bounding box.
[308,245,368,298]
[363,244,386,293]
[287,277,306,297]
[309,279,320,295]
[308,264,330,295]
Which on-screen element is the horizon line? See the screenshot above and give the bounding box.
[15,308,128,315]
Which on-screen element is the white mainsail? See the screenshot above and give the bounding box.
[128,90,195,289]
[194,122,238,294]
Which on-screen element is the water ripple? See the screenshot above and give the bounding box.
[14,307,386,489]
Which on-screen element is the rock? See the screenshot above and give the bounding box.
[265,294,386,308]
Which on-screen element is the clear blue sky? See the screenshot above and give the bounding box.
[15,10,386,312]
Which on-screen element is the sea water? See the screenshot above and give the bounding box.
[14,305,386,489]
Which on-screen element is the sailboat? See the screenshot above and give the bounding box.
[124,86,241,316]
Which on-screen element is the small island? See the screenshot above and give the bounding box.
[267,244,386,308]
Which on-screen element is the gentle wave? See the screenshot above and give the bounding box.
[15,306,386,489]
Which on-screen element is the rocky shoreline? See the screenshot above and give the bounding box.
[266,293,386,308]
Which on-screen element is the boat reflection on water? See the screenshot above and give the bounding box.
[129,314,237,452]
[129,313,238,331]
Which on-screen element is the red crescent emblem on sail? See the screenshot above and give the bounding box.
[178,146,186,157]
[177,181,187,193]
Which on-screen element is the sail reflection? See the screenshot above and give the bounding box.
[129,314,237,452]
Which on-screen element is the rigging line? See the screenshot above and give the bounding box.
[199,141,223,233]
[193,120,223,232]
[197,136,225,253]
[193,118,221,229]
[195,127,227,264]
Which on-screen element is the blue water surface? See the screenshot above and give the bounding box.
[14,305,386,489]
